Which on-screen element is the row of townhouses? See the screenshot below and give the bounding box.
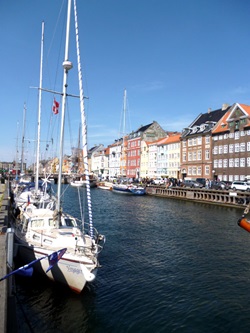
[5,102,250,183]
[87,102,250,182]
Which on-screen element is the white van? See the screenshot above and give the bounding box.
[231,181,250,192]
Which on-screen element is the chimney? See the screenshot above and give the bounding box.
[222,103,229,110]
[208,108,212,113]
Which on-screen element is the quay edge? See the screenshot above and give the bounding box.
[146,186,249,209]
[0,182,17,333]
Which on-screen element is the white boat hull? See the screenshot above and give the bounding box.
[12,207,105,293]
[15,241,96,293]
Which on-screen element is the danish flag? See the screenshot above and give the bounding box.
[52,98,59,114]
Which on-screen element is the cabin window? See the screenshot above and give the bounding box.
[65,218,75,227]
[31,219,45,228]
[49,219,55,227]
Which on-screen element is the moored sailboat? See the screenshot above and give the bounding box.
[12,0,105,293]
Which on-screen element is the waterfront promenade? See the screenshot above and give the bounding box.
[146,185,250,209]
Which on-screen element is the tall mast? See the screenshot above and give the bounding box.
[15,122,20,178]
[123,89,127,140]
[121,89,127,176]
[35,21,45,192]
[20,103,26,174]
[57,0,73,217]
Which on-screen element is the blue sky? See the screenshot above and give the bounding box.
[1,0,250,166]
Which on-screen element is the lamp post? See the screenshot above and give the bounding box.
[212,170,215,180]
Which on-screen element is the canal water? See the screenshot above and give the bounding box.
[15,186,250,332]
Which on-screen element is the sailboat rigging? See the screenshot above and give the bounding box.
[112,89,146,195]
[11,0,105,293]
[13,21,52,209]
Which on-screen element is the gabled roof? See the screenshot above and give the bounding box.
[182,106,230,138]
[212,103,250,134]
[226,103,250,121]
[148,138,164,146]
[136,122,154,133]
[192,107,230,127]
[158,133,181,145]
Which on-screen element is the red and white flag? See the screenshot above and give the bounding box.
[52,98,59,114]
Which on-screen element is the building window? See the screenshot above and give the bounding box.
[247,142,250,151]
[193,151,197,160]
[218,145,223,154]
[247,157,250,167]
[214,160,218,168]
[240,143,246,152]
[229,159,234,167]
[213,146,218,155]
[234,158,239,167]
[183,140,186,148]
[223,159,228,168]
[229,144,234,153]
[183,152,186,162]
[197,166,201,175]
[235,131,240,140]
[205,136,210,144]
[240,158,245,167]
[205,166,210,175]
[188,152,192,161]
[223,145,228,154]
[235,143,239,152]
[197,150,201,160]
[218,159,222,168]
[192,167,197,175]
[205,150,210,160]
[197,136,202,145]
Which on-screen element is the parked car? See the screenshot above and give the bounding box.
[196,178,206,187]
[152,177,165,185]
[231,181,250,192]
[223,181,232,189]
[211,181,231,190]
[183,179,203,188]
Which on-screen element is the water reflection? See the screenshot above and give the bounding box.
[15,187,250,333]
